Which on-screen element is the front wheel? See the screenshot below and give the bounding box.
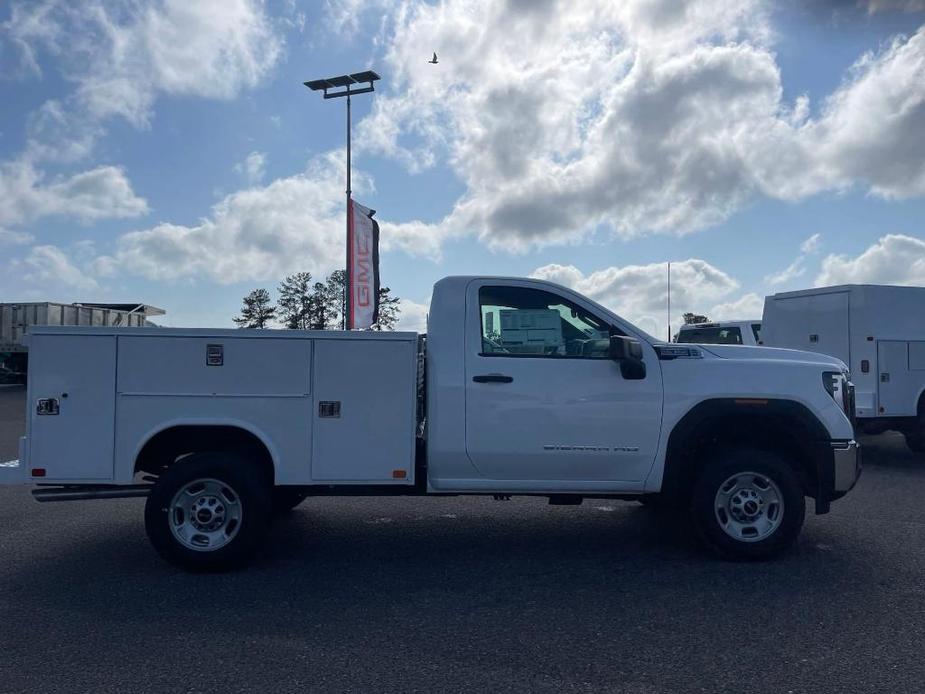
[144,452,272,571]
[691,447,805,560]
[904,430,925,454]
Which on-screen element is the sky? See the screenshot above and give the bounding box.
[1,0,925,338]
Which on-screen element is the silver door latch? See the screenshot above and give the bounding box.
[36,398,59,415]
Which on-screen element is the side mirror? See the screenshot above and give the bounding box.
[609,335,643,361]
[609,335,646,380]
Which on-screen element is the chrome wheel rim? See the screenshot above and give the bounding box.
[714,471,784,543]
[169,478,243,552]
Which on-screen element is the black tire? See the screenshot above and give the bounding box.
[904,430,925,454]
[144,452,272,571]
[273,486,309,514]
[691,447,805,560]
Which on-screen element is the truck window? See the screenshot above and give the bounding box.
[676,326,744,345]
[751,323,761,343]
[479,286,617,358]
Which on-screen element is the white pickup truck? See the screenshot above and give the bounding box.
[0,276,860,570]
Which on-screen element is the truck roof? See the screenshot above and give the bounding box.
[27,326,419,340]
[768,284,925,299]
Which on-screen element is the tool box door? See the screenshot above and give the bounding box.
[28,334,116,480]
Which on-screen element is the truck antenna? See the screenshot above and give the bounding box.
[667,261,671,341]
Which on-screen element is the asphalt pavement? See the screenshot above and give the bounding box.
[1,385,924,693]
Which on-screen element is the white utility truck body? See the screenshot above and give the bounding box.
[762,284,925,450]
[1,276,860,569]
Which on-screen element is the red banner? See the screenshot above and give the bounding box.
[348,199,380,330]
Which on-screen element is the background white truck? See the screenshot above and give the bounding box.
[762,284,925,452]
[676,320,762,346]
[0,276,860,570]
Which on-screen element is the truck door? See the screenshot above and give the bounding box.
[877,341,917,416]
[463,282,663,487]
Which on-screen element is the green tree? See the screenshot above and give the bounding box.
[308,280,341,330]
[233,288,275,328]
[682,312,710,325]
[276,272,313,329]
[372,287,401,331]
[323,269,346,329]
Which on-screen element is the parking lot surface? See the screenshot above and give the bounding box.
[1,385,924,693]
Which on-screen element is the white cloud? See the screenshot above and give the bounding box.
[710,292,764,321]
[0,159,148,228]
[816,234,925,286]
[864,1,925,13]
[765,233,824,285]
[11,245,99,291]
[98,153,366,284]
[765,258,807,286]
[531,258,739,338]
[235,151,267,185]
[800,233,822,254]
[3,0,284,194]
[352,1,925,253]
[395,298,429,333]
[0,0,282,239]
[0,228,34,245]
[6,0,284,133]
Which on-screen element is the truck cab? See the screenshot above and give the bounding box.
[676,320,762,346]
[2,276,861,570]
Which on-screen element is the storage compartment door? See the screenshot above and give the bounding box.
[28,335,116,480]
[311,339,416,483]
[877,341,917,416]
[769,292,850,364]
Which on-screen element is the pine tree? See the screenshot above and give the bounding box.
[276,272,313,329]
[233,288,275,328]
[372,287,401,331]
[308,281,340,330]
[325,269,346,329]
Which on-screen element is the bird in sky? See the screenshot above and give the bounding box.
[428,52,438,64]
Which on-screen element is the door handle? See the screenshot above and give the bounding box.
[472,373,513,383]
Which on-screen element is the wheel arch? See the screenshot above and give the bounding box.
[660,398,830,505]
[133,419,278,483]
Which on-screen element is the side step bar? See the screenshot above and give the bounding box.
[32,484,153,503]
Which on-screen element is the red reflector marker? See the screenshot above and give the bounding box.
[392,469,407,479]
[31,468,46,477]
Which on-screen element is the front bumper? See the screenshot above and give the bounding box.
[832,440,861,493]
[814,439,861,514]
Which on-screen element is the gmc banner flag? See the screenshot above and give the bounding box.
[348,199,380,330]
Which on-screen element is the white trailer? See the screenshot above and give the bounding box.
[762,284,925,450]
[0,276,860,570]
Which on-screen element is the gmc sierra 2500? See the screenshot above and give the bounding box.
[0,276,860,570]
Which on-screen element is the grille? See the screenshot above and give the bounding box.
[843,381,856,427]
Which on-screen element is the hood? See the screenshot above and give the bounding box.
[699,344,847,370]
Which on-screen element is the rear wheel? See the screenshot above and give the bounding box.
[691,447,805,560]
[144,452,272,571]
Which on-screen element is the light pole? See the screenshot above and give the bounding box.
[304,70,381,330]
